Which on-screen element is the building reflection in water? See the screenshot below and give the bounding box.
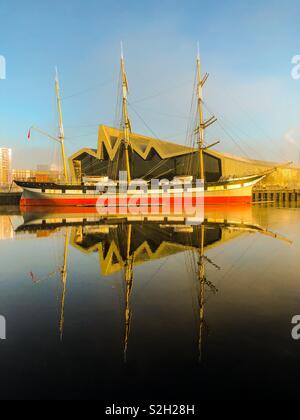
[15,206,292,363]
[0,216,14,240]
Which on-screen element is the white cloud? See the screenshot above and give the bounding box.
[284,125,300,148]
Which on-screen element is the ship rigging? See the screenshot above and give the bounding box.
[15,47,269,206]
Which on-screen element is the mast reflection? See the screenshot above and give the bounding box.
[16,208,292,361]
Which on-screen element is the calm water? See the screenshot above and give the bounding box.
[0,204,300,400]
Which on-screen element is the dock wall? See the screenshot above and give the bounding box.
[0,193,21,205]
[253,189,300,203]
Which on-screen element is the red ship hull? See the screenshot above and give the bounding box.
[16,173,265,208]
[20,195,252,207]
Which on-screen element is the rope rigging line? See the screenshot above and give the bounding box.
[210,76,290,162]
[219,235,257,282]
[128,83,201,181]
[126,101,177,180]
[129,104,190,121]
[61,79,114,101]
[64,123,100,129]
[107,68,123,181]
[127,101,161,140]
[66,132,98,140]
[205,75,292,163]
[130,79,194,105]
[184,64,200,177]
[71,60,279,181]
[203,100,266,160]
[202,101,251,159]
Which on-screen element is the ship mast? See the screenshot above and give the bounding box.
[59,226,69,341]
[197,50,205,181]
[198,223,206,362]
[55,68,69,183]
[124,224,134,362]
[197,223,220,362]
[120,44,132,184]
[196,46,217,181]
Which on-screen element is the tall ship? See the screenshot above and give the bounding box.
[15,50,270,207]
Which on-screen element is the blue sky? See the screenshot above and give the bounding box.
[0,0,300,168]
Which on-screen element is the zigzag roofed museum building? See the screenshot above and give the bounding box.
[69,125,300,189]
[70,125,222,183]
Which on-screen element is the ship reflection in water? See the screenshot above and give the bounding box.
[0,204,300,400]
